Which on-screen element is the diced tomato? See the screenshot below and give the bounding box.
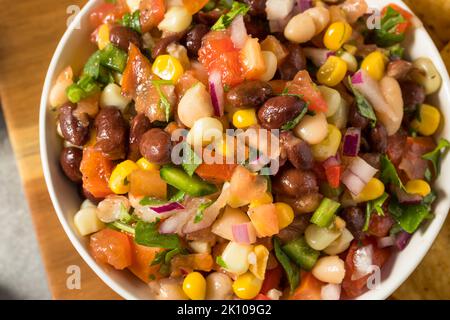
[199,31,245,86]
[290,272,324,300]
[248,204,279,237]
[183,0,209,15]
[89,1,128,28]
[128,236,164,283]
[139,0,166,33]
[129,169,167,199]
[287,70,328,113]
[312,162,327,182]
[368,213,395,238]
[170,253,214,277]
[254,294,271,300]
[342,238,391,298]
[195,163,237,184]
[399,137,435,180]
[80,147,114,198]
[90,229,132,270]
[261,265,283,294]
[269,80,288,95]
[324,165,341,188]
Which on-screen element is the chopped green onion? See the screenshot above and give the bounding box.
[100,43,128,73]
[310,198,341,228]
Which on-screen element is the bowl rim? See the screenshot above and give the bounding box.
[39,0,450,300]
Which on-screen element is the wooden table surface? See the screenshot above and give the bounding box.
[0,0,449,300]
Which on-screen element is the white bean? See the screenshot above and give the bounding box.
[100,83,131,112]
[189,241,211,254]
[324,228,354,255]
[158,6,192,33]
[187,117,223,148]
[328,97,349,129]
[206,272,234,300]
[266,0,295,20]
[294,112,329,145]
[312,256,346,284]
[74,207,105,236]
[178,83,214,128]
[167,42,190,70]
[379,76,404,135]
[259,51,278,82]
[339,51,358,72]
[305,224,342,251]
[304,7,330,35]
[319,86,342,118]
[97,195,131,223]
[81,199,96,210]
[49,66,73,109]
[284,13,317,44]
[411,57,442,95]
[149,278,189,300]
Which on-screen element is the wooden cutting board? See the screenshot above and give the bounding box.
[0,0,448,300]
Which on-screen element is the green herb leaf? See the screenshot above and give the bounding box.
[281,106,308,131]
[194,201,213,224]
[152,80,172,122]
[422,191,437,209]
[182,143,202,177]
[151,250,167,266]
[135,221,181,249]
[424,168,432,182]
[273,238,300,294]
[169,190,186,202]
[388,198,430,234]
[388,44,405,59]
[380,155,405,189]
[422,138,450,175]
[363,193,388,231]
[108,221,136,235]
[216,256,228,269]
[99,43,128,73]
[139,197,167,206]
[348,77,377,125]
[375,6,407,47]
[211,1,250,31]
[119,203,132,223]
[120,10,141,33]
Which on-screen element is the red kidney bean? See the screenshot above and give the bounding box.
[95,107,128,160]
[151,33,184,59]
[277,214,313,244]
[278,43,306,80]
[128,113,152,161]
[139,128,172,165]
[277,193,322,215]
[280,131,314,170]
[109,25,143,52]
[258,96,306,129]
[227,80,273,108]
[242,0,267,17]
[185,24,209,57]
[348,102,369,130]
[400,81,425,115]
[60,147,83,183]
[244,16,270,40]
[340,206,365,240]
[59,102,90,146]
[369,123,388,153]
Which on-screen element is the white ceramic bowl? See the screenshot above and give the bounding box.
[40,0,450,300]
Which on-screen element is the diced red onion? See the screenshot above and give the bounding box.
[351,70,364,84]
[343,127,361,157]
[395,231,412,251]
[351,244,374,280]
[209,71,224,117]
[232,223,256,244]
[297,0,312,12]
[377,235,396,248]
[159,210,193,234]
[150,202,184,214]
[304,48,334,67]
[321,284,341,300]
[342,157,378,196]
[393,186,423,205]
[231,15,248,49]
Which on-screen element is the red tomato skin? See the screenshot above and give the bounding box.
[89,1,127,28]
[90,229,132,270]
[139,0,166,33]
[288,70,328,113]
[342,238,391,298]
[254,294,271,300]
[325,165,341,189]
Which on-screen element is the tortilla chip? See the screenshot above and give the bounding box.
[440,42,450,74]
[403,0,450,44]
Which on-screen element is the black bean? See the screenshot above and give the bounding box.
[139,128,172,165]
[340,206,365,240]
[258,96,306,129]
[60,147,83,183]
[227,80,273,108]
[185,24,209,57]
[273,167,319,197]
[109,26,143,52]
[95,107,128,160]
[128,113,152,161]
[369,123,388,153]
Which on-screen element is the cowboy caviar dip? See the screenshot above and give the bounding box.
[50,0,448,300]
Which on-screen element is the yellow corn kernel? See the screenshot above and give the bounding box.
[136,158,160,171]
[274,202,295,229]
[152,54,184,82]
[249,245,269,280]
[232,272,263,300]
[411,104,441,136]
[311,124,342,162]
[361,51,387,81]
[182,272,206,300]
[109,160,139,194]
[354,178,385,202]
[232,109,258,129]
[97,24,110,50]
[317,56,348,87]
[405,179,431,197]
[249,192,273,209]
[343,44,357,55]
[323,21,353,51]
